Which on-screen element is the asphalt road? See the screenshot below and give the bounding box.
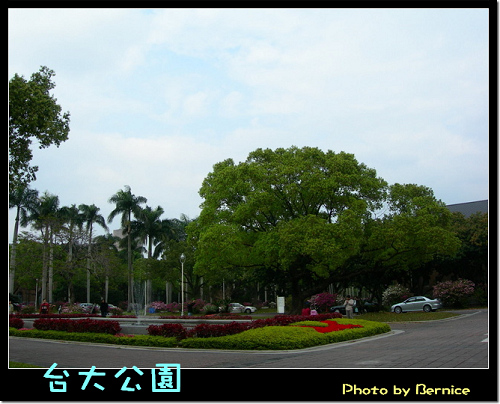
[9,310,488,369]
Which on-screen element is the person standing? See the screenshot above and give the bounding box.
[40,299,50,315]
[344,295,354,319]
[99,299,109,317]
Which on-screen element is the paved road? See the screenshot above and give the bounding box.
[9,310,488,369]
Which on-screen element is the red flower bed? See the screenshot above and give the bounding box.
[294,321,363,333]
[33,318,121,334]
[146,313,345,339]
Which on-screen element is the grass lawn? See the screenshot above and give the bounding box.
[357,311,459,322]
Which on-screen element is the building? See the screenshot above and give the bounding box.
[446,200,488,218]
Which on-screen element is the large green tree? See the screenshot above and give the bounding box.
[193,146,387,313]
[9,66,70,189]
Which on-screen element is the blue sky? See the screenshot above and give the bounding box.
[8,8,489,238]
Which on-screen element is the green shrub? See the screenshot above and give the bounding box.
[9,328,177,348]
[180,326,327,350]
[289,321,328,327]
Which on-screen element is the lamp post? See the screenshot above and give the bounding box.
[180,253,186,317]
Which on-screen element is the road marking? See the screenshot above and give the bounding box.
[482,333,488,343]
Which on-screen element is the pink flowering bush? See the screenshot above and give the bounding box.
[148,301,169,312]
[433,278,475,308]
[165,302,181,312]
[310,293,337,312]
[382,284,412,306]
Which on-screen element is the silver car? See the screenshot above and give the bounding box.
[228,303,257,314]
[391,296,442,313]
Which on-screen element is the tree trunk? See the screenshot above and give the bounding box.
[48,230,54,302]
[9,207,20,294]
[127,216,134,309]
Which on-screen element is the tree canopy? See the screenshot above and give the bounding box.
[9,66,70,189]
[193,146,388,313]
[193,146,462,313]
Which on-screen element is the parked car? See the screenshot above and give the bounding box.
[228,303,257,314]
[330,305,346,315]
[391,296,442,313]
[79,303,97,313]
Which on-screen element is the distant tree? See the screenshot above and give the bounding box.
[9,66,70,189]
[79,204,108,302]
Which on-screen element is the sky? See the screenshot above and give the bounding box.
[8,8,489,240]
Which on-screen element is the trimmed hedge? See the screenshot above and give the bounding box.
[180,326,327,350]
[9,328,177,348]
[33,318,121,334]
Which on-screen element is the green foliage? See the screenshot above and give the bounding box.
[9,66,70,189]
[194,146,387,312]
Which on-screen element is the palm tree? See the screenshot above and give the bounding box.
[131,205,164,306]
[9,186,39,294]
[79,204,108,302]
[31,192,60,302]
[108,185,147,307]
[58,204,84,303]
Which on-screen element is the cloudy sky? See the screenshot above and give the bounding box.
[9,8,489,239]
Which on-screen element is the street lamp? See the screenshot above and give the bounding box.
[180,253,186,317]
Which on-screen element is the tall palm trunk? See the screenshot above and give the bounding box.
[127,215,134,307]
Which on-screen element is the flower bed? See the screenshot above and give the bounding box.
[290,320,363,333]
[10,314,390,351]
[33,318,121,334]
[180,319,390,350]
[147,313,343,340]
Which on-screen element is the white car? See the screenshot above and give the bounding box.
[228,303,257,314]
[391,296,442,313]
